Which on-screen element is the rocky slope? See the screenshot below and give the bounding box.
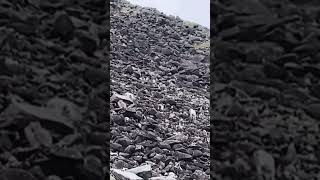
[110,0,210,179]
[213,0,320,179]
[0,0,108,179]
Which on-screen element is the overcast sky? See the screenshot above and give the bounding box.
[127,0,210,28]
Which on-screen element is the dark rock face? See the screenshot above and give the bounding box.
[110,0,210,179]
[213,0,320,179]
[0,0,108,179]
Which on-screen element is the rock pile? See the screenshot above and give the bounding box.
[111,0,210,179]
[213,0,320,179]
[0,0,108,179]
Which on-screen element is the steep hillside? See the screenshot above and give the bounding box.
[0,0,108,180]
[213,0,320,179]
[110,0,210,179]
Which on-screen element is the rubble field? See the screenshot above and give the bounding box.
[110,0,210,179]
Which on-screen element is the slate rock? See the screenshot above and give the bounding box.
[304,103,320,119]
[146,108,157,116]
[125,65,134,75]
[50,147,83,161]
[10,22,37,36]
[0,169,37,180]
[263,62,286,79]
[7,99,74,133]
[83,67,106,87]
[75,30,98,55]
[114,159,128,169]
[111,142,123,152]
[116,137,132,147]
[24,122,52,147]
[158,142,171,150]
[79,155,104,180]
[226,103,247,117]
[253,150,275,180]
[124,145,136,154]
[87,132,108,145]
[127,164,152,179]
[53,12,74,39]
[173,151,192,161]
[111,168,143,180]
[0,133,12,151]
[310,84,320,99]
[112,114,126,126]
[193,150,203,157]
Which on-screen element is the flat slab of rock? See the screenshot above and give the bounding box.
[127,164,152,179]
[111,168,143,180]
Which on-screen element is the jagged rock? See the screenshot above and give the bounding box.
[173,151,192,161]
[24,122,52,147]
[304,103,320,119]
[53,11,74,39]
[253,150,275,180]
[75,30,98,55]
[112,114,126,126]
[111,169,143,180]
[127,164,152,179]
[124,145,136,154]
[83,67,106,87]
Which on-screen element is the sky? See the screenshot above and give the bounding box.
[126,0,210,28]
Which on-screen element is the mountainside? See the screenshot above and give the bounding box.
[110,0,210,179]
[0,0,108,179]
[213,0,320,179]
